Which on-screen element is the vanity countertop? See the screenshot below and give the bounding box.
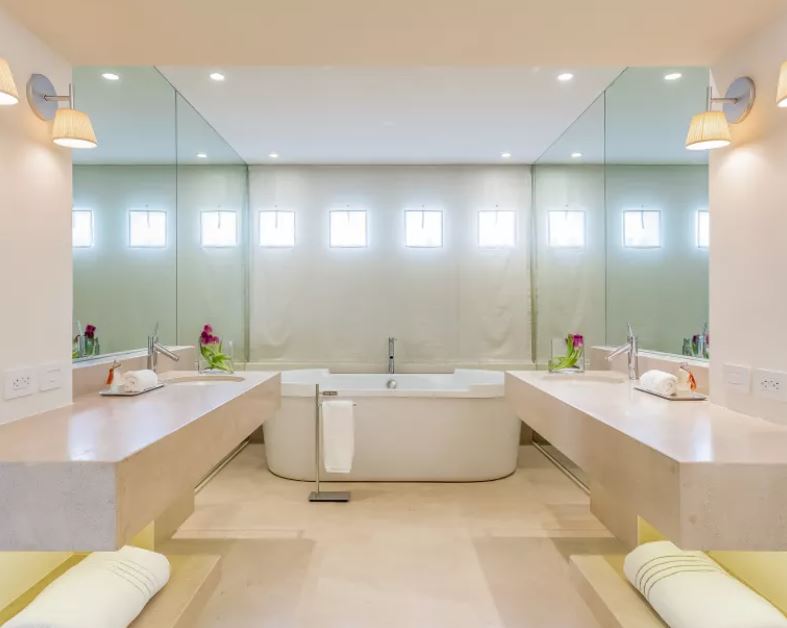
[506,370,787,550]
[0,370,281,551]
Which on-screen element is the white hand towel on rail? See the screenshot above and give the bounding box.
[123,369,159,393]
[322,399,355,473]
[639,369,678,397]
[624,540,787,628]
[5,545,170,628]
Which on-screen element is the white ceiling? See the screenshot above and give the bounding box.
[158,66,623,164]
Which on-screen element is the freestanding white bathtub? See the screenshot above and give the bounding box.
[262,369,521,482]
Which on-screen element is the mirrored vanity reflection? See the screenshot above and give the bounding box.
[534,66,710,362]
[71,67,248,362]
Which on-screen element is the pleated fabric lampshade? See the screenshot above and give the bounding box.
[778,61,787,108]
[0,58,19,105]
[51,108,98,148]
[685,111,732,151]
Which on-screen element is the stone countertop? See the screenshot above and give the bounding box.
[0,370,281,551]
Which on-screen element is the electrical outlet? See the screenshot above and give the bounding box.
[3,368,36,400]
[753,369,787,401]
[39,364,63,392]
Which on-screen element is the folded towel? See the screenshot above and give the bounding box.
[322,399,355,474]
[624,541,787,628]
[639,369,678,397]
[123,369,159,393]
[5,545,170,628]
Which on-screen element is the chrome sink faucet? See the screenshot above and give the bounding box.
[607,322,639,380]
[387,337,397,374]
[147,323,180,372]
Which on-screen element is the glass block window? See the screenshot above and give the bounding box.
[478,210,516,248]
[129,210,167,247]
[697,210,709,249]
[548,210,586,248]
[259,211,295,247]
[72,209,93,248]
[201,210,238,247]
[405,210,443,247]
[330,210,367,248]
[623,210,661,248]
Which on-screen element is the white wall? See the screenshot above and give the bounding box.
[0,7,72,425]
[710,11,787,422]
[249,165,532,371]
[0,5,73,610]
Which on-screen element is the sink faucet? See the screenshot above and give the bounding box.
[147,323,180,372]
[607,322,639,380]
[387,337,397,374]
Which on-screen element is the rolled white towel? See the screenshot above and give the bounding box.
[639,369,678,397]
[624,541,787,628]
[322,399,355,474]
[123,369,159,393]
[5,545,170,628]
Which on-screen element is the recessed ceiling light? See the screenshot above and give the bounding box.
[101,72,120,81]
[196,152,207,159]
[209,72,225,82]
[557,72,574,82]
[501,152,512,159]
[571,152,583,159]
[664,72,683,81]
[268,152,279,159]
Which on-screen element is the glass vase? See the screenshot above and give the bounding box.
[199,339,235,374]
[548,335,585,373]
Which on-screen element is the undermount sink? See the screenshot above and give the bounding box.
[161,372,245,385]
[542,371,627,384]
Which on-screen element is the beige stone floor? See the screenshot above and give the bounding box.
[161,444,622,628]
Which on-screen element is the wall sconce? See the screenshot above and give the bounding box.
[685,76,755,151]
[0,58,19,105]
[26,73,97,149]
[778,62,787,108]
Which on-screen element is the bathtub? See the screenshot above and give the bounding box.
[262,369,521,482]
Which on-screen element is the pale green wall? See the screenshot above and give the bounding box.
[533,165,606,366]
[605,165,709,354]
[73,165,177,354]
[176,165,248,360]
[73,164,248,358]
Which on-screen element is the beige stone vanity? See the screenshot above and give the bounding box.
[0,369,280,551]
[506,370,787,550]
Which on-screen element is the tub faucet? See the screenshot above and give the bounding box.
[387,337,397,374]
[146,323,180,372]
[607,323,639,380]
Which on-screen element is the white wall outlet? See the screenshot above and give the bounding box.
[753,369,787,401]
[723,363,751,393]
[38,364,63,392]
[3,368,37,400]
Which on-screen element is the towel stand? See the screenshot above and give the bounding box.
[309,384,352,503]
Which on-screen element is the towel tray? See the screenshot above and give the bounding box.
[99,383,165,397]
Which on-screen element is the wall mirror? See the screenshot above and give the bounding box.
[71,67,248,362]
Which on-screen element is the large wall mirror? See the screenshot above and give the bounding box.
[71,67,248,361]
[534,67,710,362]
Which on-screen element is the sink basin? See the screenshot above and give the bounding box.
[541,371,627,384]
[161,372,245,385]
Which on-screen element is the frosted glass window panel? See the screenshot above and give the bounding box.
[623,210,661,248]
[259,210,296,247]
[548,210,586,248]
[72,209,94,248]
[201,210,238,247]
[405,210,443,247]
[478,210,516,248]
[330,210,367,247]
[129,210,167,247]
[697,210,710,248]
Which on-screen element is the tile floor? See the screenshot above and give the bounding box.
[161,444,622,627]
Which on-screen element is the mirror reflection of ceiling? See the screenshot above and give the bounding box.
[538,67,709,165]
[73,66,244,165]
[158,66,623,164]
